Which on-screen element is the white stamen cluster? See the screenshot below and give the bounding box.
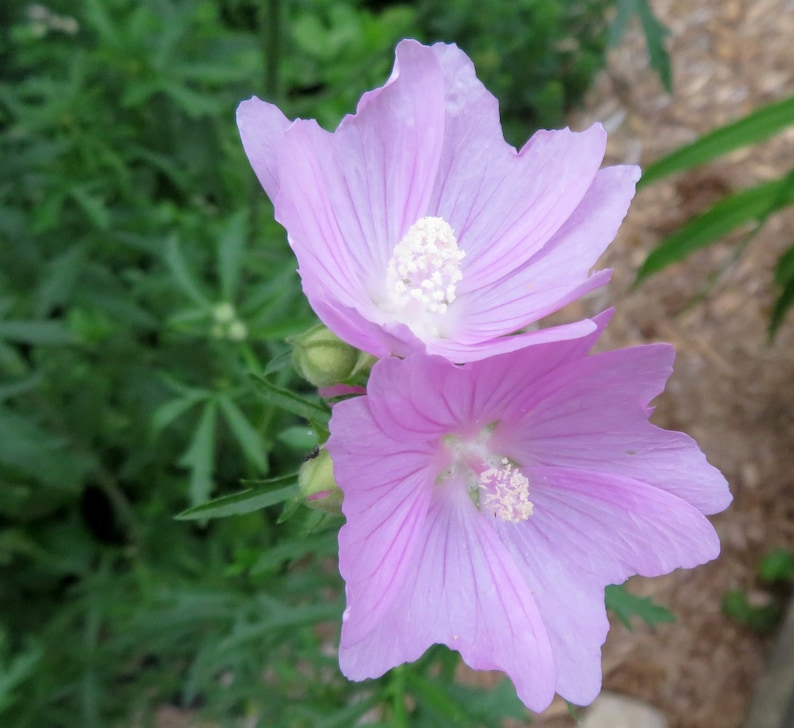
[386,216,465,315]
[479,458,534,523]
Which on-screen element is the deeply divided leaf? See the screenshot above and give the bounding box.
[605,583,675,630]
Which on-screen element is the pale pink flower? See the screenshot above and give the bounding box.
[237,40,640,362]
[326,314,731,710]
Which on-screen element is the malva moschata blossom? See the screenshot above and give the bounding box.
[237,39,641,363]
[326,312,732,711]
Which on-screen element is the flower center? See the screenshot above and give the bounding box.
[478,458,534,523]
[386,216,465,316]
[441,431,534,524]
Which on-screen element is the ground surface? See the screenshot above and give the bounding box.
[532,1,794,726]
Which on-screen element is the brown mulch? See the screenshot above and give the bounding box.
[533,1,794,727]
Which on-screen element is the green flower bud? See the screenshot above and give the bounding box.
[288,324,363,388]
[298,447,342,514]
[213,302,236,324]
[227,320,248,342]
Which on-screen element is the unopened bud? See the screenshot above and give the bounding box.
[213,302,236,324]
[288,324,364,388]
[298,447,342,514]
[227,320,248,342]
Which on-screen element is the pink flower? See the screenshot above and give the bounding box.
[237,40,640,362]
[326,313,731,711]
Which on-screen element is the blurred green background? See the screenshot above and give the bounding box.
[0,1,660,725]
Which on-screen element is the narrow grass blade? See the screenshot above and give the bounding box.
[640,96,794,187]
[636,172,794,283]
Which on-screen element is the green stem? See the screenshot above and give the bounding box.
[95,465,141,540]
[391,665,408,728]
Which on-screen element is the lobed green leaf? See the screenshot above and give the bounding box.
[178,400,217,507]
[217,210,248,302]
[0,320,78,346]
[606,583,675,630]
[217,394,268,473]
[163,236,211,308]
[250,374,331,426]
[175,475,298,520]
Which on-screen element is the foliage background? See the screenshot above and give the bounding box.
[0,1,676,725]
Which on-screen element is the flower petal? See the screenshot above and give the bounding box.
[362,355,473,439]
[427,44,608,288]
[275,40,447,327]
[493,464,721,703]
[493,521,609,705]
[507,345,732,514]
[329,395,436,639]
[339,481,557,712]
[307,294,421,358]
[236,97,291,201]
[525,465,722,578]
[431,106,608,291]
[429,317,599,363]
[452,165,639,341]
[462,310,613,417]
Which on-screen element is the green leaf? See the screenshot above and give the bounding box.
[770,244,794,337]
[0,406,92,490]
[313,696,382,728]
[277,425,318,451]
[608,0,633,47]
[774,244,794,286]
[217,395,268,473]
[610,0,672,92]
[178,400,217,506]
[636,171,794,283]
[36,245,85,318]
[440,678,527,723]
[127,144,190,194]
[150,393,205,435]
[214,600,341,648]
[722,589,781,632]
[0,320,77,346]
[263,349,293,377]
[0,643,43,713]
[605,583,675,630]
[163,235,211,308]
[121,78,162,109]
[70,185,110,231]
[175,477,298,520]
[758,548,794,584]
[0,374,43,402]
[161,81,222,118]
[635,0,672,93]
[217,210,248,302]
[159,374,212,400]
[250,374,330,426]
[250,530,337,575]
[82,0,121,48]
[640,95,794,187]
[406,671,469,724]
[276,494,304,525]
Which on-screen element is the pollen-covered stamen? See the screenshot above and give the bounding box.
[479,458,534,523]
[386,216,465,315]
